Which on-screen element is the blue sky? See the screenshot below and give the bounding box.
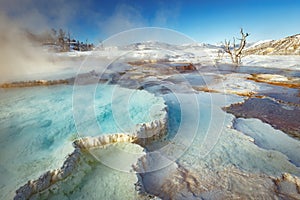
[1,0,300,44]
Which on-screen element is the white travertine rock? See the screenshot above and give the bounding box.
[103,135,110,144]
[14,148,82,200]
[135,153,300,200]
[14,110,168,199]
[275,173,300,198]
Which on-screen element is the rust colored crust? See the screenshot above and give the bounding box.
[193,86,255,97]
[175,63,196,71]
[247,74,300,89]
[223,97,300,139]
[193,86,219,93]
[128,61,196,72]
[0,80,69,88]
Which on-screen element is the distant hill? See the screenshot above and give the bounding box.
[244,34,300,55]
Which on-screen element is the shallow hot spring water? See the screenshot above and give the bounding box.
[0,84,166,199]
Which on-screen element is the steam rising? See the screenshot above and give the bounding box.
[0,1,182,82]
[0,14,56,82]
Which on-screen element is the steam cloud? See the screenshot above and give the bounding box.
[0,0,82,82]
[0,0,180,82]
[0,14,56,82]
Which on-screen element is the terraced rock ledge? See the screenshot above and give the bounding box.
[14,114,167,200]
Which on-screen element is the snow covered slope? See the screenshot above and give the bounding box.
[245,34,300,55]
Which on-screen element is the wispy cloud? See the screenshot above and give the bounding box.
[100,4,147,36]
[0,0,81,32]
[152,2,181,27]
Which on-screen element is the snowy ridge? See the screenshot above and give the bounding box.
[244,34,300,55]
[246,39,273,49]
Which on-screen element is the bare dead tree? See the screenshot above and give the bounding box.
[224,28,249,65]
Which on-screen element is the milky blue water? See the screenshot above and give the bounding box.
[0,84,165,199]
[2,82,300,199]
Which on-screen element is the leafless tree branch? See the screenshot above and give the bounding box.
[223,28,249,65]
